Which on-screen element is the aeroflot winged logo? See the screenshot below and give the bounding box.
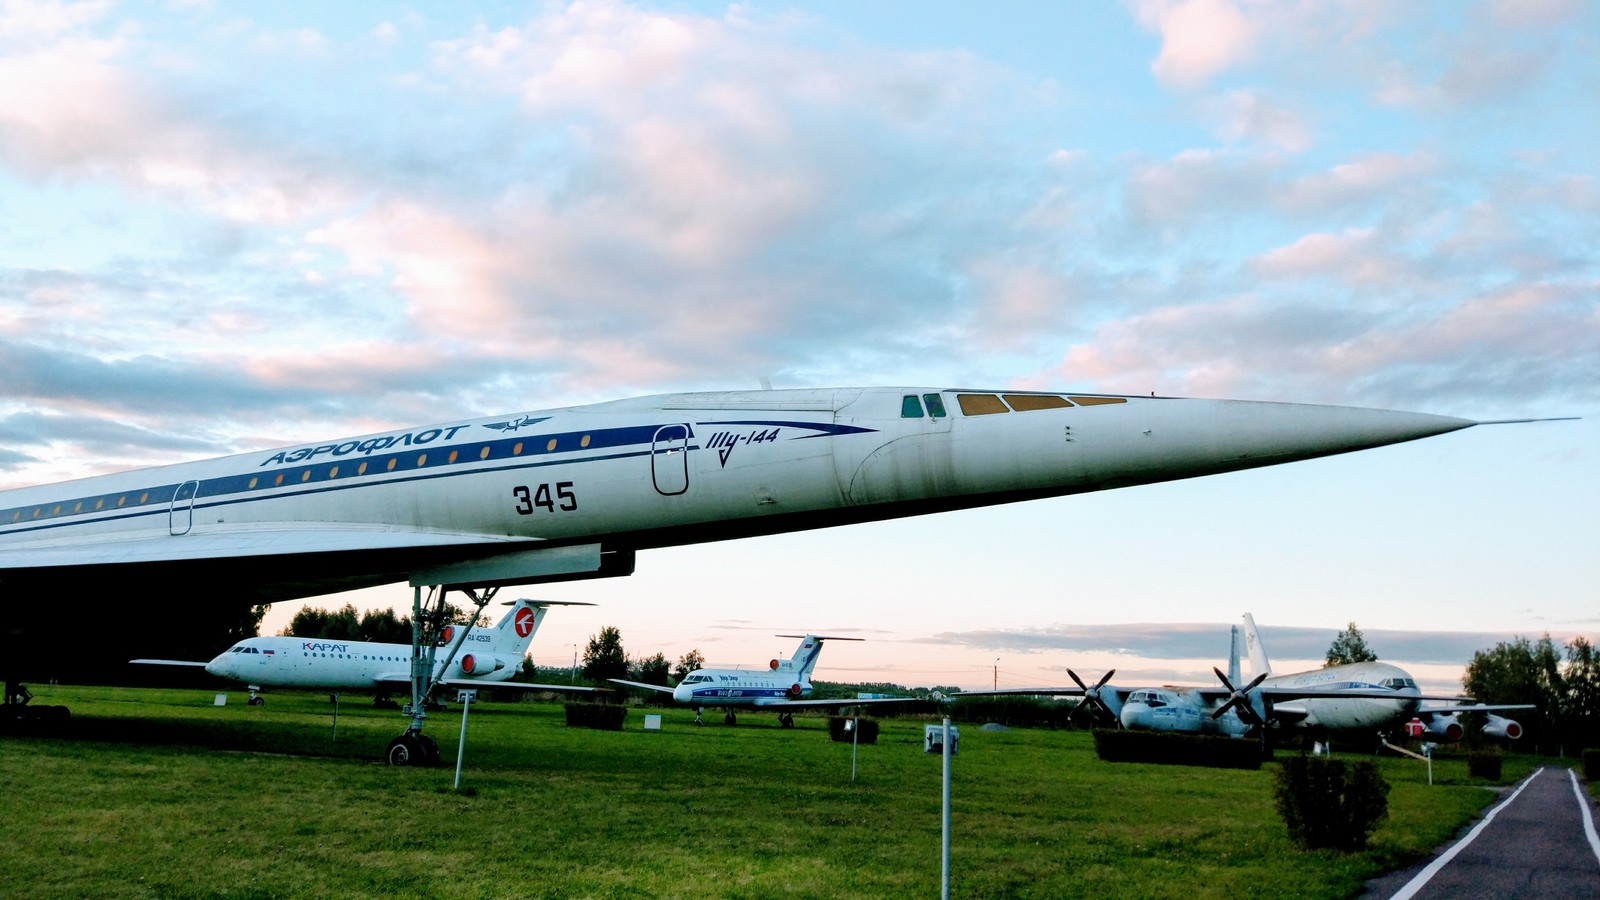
[484,415,550,433]
[514,607,536,638]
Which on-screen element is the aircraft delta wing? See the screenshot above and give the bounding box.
[0,385,1550,757]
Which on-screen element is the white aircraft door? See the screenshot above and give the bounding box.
[169,480,199,535]
[651,425,690,496]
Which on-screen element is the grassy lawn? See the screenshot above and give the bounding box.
[0,685,1556,899]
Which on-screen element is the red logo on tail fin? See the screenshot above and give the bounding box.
[514,606,537,638]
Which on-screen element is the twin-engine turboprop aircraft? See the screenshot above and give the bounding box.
[0,384,1548,761]
[610,634,925,726]
[958,614,1531,746]
[133,598,597,699]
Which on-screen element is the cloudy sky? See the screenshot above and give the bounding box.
[3,1,1595,693]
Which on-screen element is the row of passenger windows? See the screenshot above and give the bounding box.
[901,392,1128,418]
[303,653,407,661]
[5,434,605,524]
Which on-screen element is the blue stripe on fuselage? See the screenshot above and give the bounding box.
[1,420,879,539]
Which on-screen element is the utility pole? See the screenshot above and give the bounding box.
[993,658,999,691]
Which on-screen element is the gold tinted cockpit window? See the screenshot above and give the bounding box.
[956,393,1010,415]
[1003,394,1073,411]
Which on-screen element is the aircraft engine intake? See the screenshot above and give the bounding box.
[1482,714,1523,740]
[459,653,505,676]
[1423,713,1464,742]
[788,682,803,697]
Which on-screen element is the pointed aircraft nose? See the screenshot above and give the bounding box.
[1064,399,1479,490]
[1197,400,1475,462]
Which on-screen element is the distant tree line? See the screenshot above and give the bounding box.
[283,602,487,643]
[1463,634,1599,755]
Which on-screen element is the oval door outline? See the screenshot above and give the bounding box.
[169,480,199,535]
[651,425,690,496]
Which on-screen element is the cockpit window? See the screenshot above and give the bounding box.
[901,395,924,418]
[923,393,947,417]
[957,394,1009,415]
[1003,394,1072,411]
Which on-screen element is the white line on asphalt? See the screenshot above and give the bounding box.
[1388,767,1545,900]
[1569,768,1600,867]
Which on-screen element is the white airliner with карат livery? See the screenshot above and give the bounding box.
[133,599,599,717]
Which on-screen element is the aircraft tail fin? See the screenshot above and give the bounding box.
[487,599,594,655]
[773,634,862,681]
[1241,613,1272,677]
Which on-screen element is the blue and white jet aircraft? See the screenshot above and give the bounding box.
[0,385,1551,761]
[610,634,924,726]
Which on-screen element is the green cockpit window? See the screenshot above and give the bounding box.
[924,393,947,417]
[901,395,924,418]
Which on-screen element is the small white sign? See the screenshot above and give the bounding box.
[213,694,227,706]
[643,714,662,731]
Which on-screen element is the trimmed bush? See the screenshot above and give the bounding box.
[1091,729,1262,769]
[1272,756,1390,852]
[1467,749,1503,780]
[564,702,626,731]
[828,717,879,744]
[949,696,1077,729]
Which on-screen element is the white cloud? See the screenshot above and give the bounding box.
[1130,0,1259,88]
[1211,88,1310,152]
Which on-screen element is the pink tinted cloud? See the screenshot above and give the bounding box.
[1131,0,1259,88]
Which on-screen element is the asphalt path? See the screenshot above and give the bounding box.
[1362,766,1600,899]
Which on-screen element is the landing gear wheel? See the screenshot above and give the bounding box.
[248,696,265,707]
[386,734,431,766]
[417,734,440,765]
[780,713,794,728]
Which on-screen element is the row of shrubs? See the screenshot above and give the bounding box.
[1091,729,1264,769]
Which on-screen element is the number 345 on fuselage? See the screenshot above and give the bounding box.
[0,387,1528,608]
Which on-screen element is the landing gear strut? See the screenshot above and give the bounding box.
[385,583,496,766]
[247,686,265,706]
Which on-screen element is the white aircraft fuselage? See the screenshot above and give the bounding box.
[1116,687,1253,737]
[1,387,1477,612]
[206,632,518,692]
[672,667,812,707]
[1259,660,1424,732]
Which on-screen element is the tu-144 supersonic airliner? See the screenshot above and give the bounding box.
[0,384,1563,763]
[610,634,927,726]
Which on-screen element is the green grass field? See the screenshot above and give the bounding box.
[0,685,1555,899]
